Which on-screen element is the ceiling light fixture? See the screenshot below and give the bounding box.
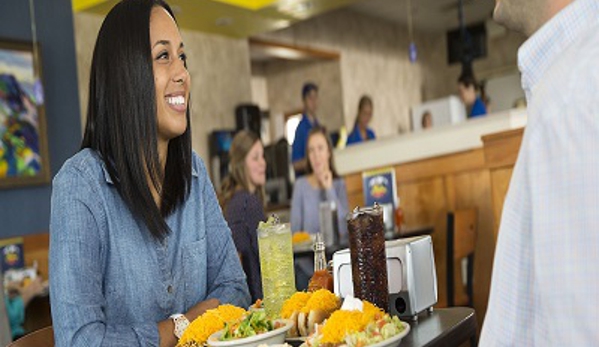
[278,0,313,19]
[407,0,417,63]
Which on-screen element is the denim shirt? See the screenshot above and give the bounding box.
[49,149,250,347]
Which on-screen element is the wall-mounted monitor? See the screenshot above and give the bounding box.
[447,22,487,65]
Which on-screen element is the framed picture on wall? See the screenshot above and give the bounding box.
[0,39,50,189]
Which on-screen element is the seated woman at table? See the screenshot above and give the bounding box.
[3,276,47,341]
[219,130,266,303]
[291,126,349,239]
[49,1,250,346]
[347,95,376,145]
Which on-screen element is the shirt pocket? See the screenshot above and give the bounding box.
[182,238,207,309]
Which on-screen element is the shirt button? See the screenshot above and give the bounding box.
[167,285,173,294]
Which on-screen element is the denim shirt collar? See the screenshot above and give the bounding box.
[100,161,199,185]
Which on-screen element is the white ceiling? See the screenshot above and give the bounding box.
[349,0,496,32]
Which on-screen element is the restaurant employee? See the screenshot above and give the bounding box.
[347,95,376,145]
[291,82,320,176]
[49,1,250,347]
[457,73,487,118]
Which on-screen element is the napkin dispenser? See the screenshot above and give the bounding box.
[332,235,438,319]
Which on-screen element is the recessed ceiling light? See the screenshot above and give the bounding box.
[279,0,313,17]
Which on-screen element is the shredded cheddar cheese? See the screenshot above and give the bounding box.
[360,301,385,326]
[177,304,246,347]
[301,289,340,314]
[280,291,312,318]
[320,310,364,344]
[320,300,385,344]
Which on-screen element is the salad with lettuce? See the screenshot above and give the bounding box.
[219,310,283,341]
[305,311,406,347]
[344,315,405,347]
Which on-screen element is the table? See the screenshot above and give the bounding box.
[285,307,476,347]
[401,307,477,347]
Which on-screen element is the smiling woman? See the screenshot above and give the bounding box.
[151,7,191,146]
[49,1,250,347]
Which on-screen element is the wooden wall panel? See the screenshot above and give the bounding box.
[490,168,514,239]
[446,170,495,330]
[482,127,522,240]
[23,233,50,281]
[395,150,486,184]
[482,128,523,170]
[347,192,364,212]
[396,177,450,306]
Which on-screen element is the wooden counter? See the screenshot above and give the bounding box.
[482,128,524,239]
[341,124,525,333]
[344,148,494,324]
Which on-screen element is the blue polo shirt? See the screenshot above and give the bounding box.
[347,126,376,145]
[470,97,487,118]
[291,114,318,173]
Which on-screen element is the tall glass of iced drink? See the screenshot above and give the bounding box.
[347,203,388,311]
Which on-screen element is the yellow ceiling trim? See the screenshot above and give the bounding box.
[208,0,279,11]
[72,0,110,12]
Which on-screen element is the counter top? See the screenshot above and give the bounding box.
[334,108,527,175]
[402,307,477,347]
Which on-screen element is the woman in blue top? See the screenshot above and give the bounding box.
[458,73,487,118]
[347,95,376,145]
[49,1,250,346]
[219,130,267,303]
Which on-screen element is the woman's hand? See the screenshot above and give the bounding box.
[20,277,48,306]
[158,298,220,347]
[185,298,220,322]
[316,170,333,190]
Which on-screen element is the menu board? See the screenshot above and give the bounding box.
[362,168,397,231]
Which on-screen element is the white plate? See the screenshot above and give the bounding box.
[208,319,293,347]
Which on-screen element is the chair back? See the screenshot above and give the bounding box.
[447,208,478,307]
[6,326,54,347]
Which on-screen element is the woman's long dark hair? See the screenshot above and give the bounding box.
[81,0,192,240]
[353,95,373,129]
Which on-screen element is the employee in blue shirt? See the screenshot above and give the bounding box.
[347,95,376,145]
[292,82,320,176]
[458,73,487,118]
